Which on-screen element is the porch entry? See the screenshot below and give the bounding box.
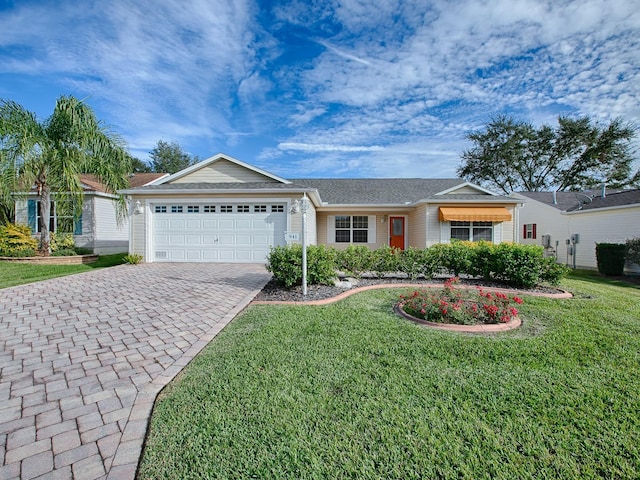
[389,216,405,249]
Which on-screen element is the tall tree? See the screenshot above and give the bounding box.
[149,140,197,174]
[0,95,132,254]
[458,115,638,194]
[131,156,152,173]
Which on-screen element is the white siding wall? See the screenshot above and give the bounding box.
[171,160,280,184]
[92,197,129,254]
[565,206,640,271]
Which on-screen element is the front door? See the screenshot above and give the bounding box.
[389,216,405,250]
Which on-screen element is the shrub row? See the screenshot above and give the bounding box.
[266,241,568,289]
[0,223,90,257]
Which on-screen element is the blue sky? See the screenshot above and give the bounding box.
[1,0,638,179]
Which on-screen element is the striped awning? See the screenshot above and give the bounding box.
[438,207,512,222]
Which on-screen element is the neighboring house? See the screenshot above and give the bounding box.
[14,173,167,254]
[119,153,521,263]
[513,188,640,273]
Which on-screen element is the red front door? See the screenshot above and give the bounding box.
[389,216,405,250]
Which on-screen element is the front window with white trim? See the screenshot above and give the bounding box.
[332,215,372,243]
[450,221,493,242]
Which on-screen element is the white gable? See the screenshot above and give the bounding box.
[160,153,290,185]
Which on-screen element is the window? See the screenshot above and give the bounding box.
[203,205,216,213]
[271,205,284,213]
[450,221,493,242]
[335,215,369,243]
[187,205,200,213]
[154,205,167,213]
[237,205,250,213]
[523,223,537,239]
[28,200,81,235]
[254,205,267,213]
[220,205,233,213]
[171,205,183,213]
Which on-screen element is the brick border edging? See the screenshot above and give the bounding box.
[251,283,573,307]
[393,303,521,332]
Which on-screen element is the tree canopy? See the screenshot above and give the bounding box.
[0,95,132,253]
[149,140,198,174]
[457,115,639,194]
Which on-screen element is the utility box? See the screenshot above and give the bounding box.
[542,234,551,247]
[570,234,580,244]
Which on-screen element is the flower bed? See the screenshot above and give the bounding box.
[397,277,523,328]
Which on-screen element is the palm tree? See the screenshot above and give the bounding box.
[0,95,132,254]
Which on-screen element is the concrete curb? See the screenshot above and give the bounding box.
[251,283,573,306]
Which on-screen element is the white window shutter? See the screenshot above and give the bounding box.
[440,221,450,243]
[327,216,335,243]
[368,215,376,244]
[493,222,501,243]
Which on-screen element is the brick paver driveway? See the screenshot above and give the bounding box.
[0,263,271,480]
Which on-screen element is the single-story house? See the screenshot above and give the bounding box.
[14,173,167,254]
[513,188,640,273]
[119,153,522,263]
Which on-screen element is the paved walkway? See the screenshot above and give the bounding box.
[0,263,271,480]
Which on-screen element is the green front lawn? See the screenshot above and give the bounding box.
[0,253,127,289]
[138,274,640,479]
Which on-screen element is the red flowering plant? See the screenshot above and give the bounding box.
[398,277,523,325]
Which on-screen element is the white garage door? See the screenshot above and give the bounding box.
[151,202,287,262]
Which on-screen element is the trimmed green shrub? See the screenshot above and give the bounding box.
[52,248,78,256]
[266,244,303,287]
[336,245,374,278]
[371,245,401,277]
[540,257,570,285]
[306,245,338,286]
[596,243,626,276]
[266,244,338,287]
[74,247,94,255]
[0,223,38,257]
[50,232,75,252]
[466,241,496,281]
[491,243,546,288]
[427,241,474,276]
[398,247,436,280]
[625,237,640,266]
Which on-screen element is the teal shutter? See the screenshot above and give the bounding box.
[27,200,37,232]
[74,213,83,235]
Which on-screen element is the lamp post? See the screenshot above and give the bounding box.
[300,193,309,296]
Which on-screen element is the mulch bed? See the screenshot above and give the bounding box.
[254,275,563,303]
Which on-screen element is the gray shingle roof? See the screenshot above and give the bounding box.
[124,178,517,206]
[292,178,516,204]
[517,189,639,212]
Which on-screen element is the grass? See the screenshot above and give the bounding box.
[0,253,127,289]
[138,274,640,479]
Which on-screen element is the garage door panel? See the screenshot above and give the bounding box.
[152,203,286,263]
[202,220,218,229]
[219,249,235,260]
[186,250,201,260]
[170,234,185,245]
[235,219,252,229]
[218,234,234,245]
[252,234,269,245]
[186,234,202,245]
[202,235,218,245]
